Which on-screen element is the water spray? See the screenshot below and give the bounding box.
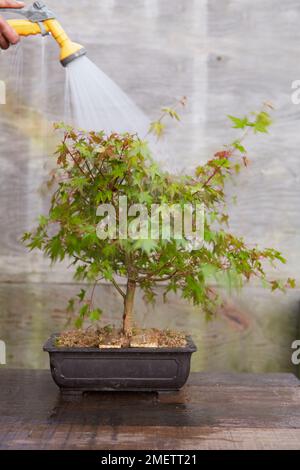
[0,1,86,66]
[1,2,169,165]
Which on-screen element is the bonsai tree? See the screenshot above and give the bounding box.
[23,105,294,345]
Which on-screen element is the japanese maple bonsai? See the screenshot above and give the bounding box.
[23,106,294,393]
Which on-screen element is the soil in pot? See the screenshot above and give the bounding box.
[56,326,188,349]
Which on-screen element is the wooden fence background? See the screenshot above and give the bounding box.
[0,0,299,372]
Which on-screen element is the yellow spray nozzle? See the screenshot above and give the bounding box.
[43,19,86,67]
[7,19,41,37]
[4,2,86,67]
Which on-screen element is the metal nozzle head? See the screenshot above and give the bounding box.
[60,46,87,67]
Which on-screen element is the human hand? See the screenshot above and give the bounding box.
[0,1,25,50]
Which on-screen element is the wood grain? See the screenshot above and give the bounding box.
[0,282,298,374]
[0,369,299,449]
[0,1,299,374]
[0,0,299,280]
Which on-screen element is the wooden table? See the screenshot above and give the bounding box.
[0,370,300,450]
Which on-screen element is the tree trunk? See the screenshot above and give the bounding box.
[123,279,136,335]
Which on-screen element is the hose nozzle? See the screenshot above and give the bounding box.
[60,43,86,67]
[41,17,87,67]
[0,2,87,67]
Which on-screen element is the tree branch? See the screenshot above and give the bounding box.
[138,270,179,283]
[67,147,88,177]
[111,277,126,298]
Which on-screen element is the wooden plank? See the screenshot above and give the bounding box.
[0,1,299,376]
[0,0,299,282]
[2,424,300,450]
[187,371,300,386]
[0,282,299,375]
[0,0,207,282]
[0,369,299,449]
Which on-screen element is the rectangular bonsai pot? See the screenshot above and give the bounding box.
[43,334,197,394]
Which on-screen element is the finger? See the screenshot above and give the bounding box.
[0,32,9,50]
[0,17,19,44]
[0,1,25,8]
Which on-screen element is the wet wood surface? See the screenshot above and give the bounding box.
[0,369,299,449]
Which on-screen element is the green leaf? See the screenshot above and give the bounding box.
[253,111,272,133]
[22,232,31,242]
[48,237,64,261]
[25,117,292,326]
[133,239,158,254]
[70,176,88,189]
[228,115,249,129]
[79,304,89,318]
[149,121,166,138]
[161,107,181,121]
[287,278,296,289]
[202,264,218,281]
[75,317,83,329]
[77,289,86,302]
[138,192,153,204]
[270,280,285,292]
[38,215,48,227]
[261,277,269,289]
[67,298,75,313]
[232,141,246,153]
[89,308,102,321]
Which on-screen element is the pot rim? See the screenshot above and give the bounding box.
[43,333,197,354]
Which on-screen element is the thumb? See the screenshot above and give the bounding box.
[0,1,25,8]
